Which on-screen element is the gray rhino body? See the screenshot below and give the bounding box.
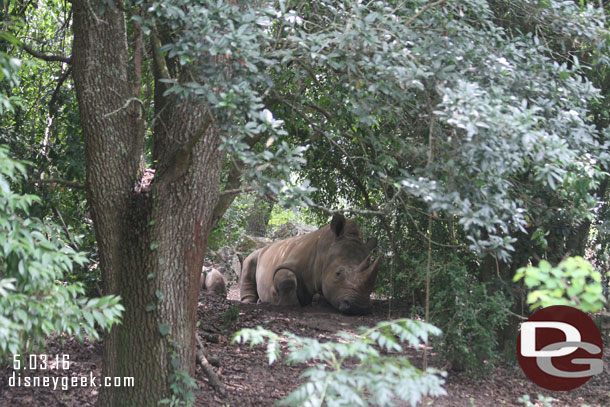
[200,268,226,296]
[240,214,380,315]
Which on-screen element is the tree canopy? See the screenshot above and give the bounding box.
[131,0,610,260]
[4,0,609,262]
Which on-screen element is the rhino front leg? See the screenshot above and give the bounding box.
[240,250,260,303]
[273,268,300,306]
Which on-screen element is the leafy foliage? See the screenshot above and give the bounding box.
[6,0,608,275]
[514,256,605,312]
[0,145,124,357]
[0,46,20,114]
[139,0,316,208]
[408,252,510,373]
[268,0,610,262]
[133,0,610,259]
[234,319,446,407]
[159,338,197,407]
[1,1,95,293]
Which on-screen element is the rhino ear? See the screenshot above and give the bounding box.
[365,237,377,253]
[330,213,346,237]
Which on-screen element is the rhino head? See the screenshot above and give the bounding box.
[320,214,381,315]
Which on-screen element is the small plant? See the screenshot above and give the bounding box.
[161,370,197,407]
[517,394,554,407]
[234,318,447,407]
[514,256,605,312]
[159,338,197,407]
[221,304,240,330]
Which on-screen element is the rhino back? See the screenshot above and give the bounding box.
[204,269,226,295]
[254,229,326,303]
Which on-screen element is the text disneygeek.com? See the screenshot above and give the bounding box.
[8,372,135,390]
[9,354,134,390]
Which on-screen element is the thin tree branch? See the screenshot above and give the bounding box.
[104,97,145,118]
[52,207,79,251]
[304,102,333,121]
[49,66,73,117]
[423,215,432,370]
[404,0,447,28]
[196,333,227,397]
[20,43,72,63]
[308,203,388,217]
[29,178,86,189]
[508,309,528,321]
[219,186,259,196]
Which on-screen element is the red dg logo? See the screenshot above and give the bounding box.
[517,305,604,391]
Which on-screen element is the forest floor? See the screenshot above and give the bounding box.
[0,286,608,407]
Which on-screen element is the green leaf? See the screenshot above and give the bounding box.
[159,323,171,336]
[171,357,181,369]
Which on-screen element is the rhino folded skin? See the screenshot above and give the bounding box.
[240,213,380,315]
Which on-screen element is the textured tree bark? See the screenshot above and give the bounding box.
[210,160,244,230]
[245,196,274,237]
[72,2,223,405]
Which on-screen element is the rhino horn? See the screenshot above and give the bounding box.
[356,255,371,273]
[361,257,381,290]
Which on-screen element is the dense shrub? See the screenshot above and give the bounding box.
[410,253,510,373]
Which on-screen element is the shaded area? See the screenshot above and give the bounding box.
[1,290,608,407]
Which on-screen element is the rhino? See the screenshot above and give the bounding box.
[200,268,226,296]
[240,213,380,315]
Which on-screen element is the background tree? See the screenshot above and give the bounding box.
[245,195,274,237]
[70,1,309,405]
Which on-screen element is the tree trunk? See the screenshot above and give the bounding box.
[72,3,223,405]
[245,196,274,237]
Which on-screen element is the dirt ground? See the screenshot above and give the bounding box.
[0,286,608,407]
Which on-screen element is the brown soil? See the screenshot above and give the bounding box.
[1,287,608,407]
